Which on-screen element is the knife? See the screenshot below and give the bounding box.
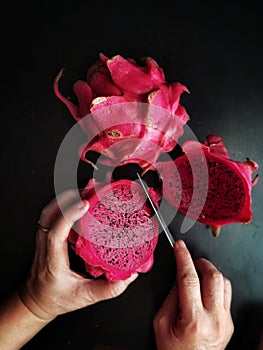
[137,173,175,248]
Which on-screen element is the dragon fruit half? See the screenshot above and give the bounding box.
[54,53,189,169]
[54,52,258,281]
[156,135,259,236]
[68,178,159,281]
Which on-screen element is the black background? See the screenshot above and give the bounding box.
[1,1,263,349]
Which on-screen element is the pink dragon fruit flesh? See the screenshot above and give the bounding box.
[156,135,259,236]
[54,53,189,169]
[68,178,160,282]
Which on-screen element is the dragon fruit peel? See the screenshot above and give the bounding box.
[54,53,189,169]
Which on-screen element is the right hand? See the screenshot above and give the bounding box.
[153,240,234,350]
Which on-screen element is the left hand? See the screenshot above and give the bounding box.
[20,190,138,321]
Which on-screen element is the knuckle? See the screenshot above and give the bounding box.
[225,315,234,336]
[153,314,160,329]
[229,319,234,335]
[179,318,201,337]
[109,281,126,298]
[188,320,199,334]
[153,313,167,331]
[212,313,234,339]
[224,276,232,287]
[40,207,49,221]
[180,251,194,264]
[87,283,98,304]
[180,273,199,287]
[214,319,223,335]
[208,269,223,282]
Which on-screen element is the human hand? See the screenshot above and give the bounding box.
[153,240,234,350]
[20,190,138,321]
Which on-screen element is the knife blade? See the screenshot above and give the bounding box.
[137,173,175,248]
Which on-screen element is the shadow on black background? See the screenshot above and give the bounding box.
[227,302,263,350]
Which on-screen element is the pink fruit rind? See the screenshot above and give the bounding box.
[78,117,188,170]
[148,82,190,122]
[106,54,165,95]
[78,96,189,169]
[156,135,258,236]
[54,53,190,169]
[68,179,159,282]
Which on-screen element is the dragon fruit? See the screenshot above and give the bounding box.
[156,135,259,236]
[54,53,189,169]
[68,178,159,282]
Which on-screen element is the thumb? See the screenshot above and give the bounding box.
[85,273,138,304]
[49,199,90,242]
[46,200,90,268]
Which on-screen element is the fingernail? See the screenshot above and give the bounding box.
[175,240,186,249]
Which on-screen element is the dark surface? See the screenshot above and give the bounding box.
[1,1,263,349]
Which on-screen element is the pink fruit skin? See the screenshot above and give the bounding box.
[68,179,159,282]
[54,53,189,169]
[156,135,258,236]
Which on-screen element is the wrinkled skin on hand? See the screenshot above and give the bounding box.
[154,240,234,350]
[20,190,137,320]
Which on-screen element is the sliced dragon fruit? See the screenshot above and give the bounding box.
[156,135,259,236]
[54,53,189,169]
[68,179,159,282]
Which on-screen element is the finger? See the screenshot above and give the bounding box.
[38,189,81,228]
[174,240,202,321]
[36,190,81,256]
[194,258,224,310]
[49,200,89,241]
[153,284,178,334]
[33,191,84,274]
[47,200,89,267]
[85,273,138,304]
[223,277,232,310]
